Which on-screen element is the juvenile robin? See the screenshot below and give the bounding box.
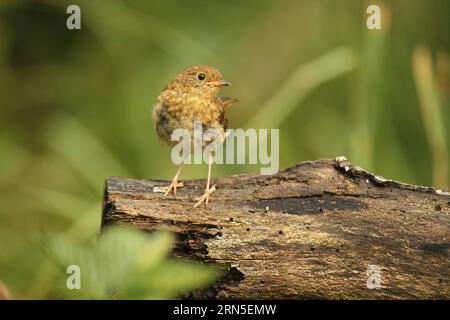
[152,65,237,207]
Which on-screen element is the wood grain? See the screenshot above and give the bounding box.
[102,157,450,299]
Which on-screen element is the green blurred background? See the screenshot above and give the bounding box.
[0,0,449,298]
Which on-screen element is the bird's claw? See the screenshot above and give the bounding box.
[163,181,184,196]
[194,185,216,208]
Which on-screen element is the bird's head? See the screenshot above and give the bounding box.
[171,65,231,99]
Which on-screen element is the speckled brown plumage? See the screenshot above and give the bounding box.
[152,65,237,206]
[153,65,236,146]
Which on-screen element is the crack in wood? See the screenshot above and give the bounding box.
[102,158,450,299]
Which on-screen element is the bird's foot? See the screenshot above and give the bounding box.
[163,180,184,196]
[194,185,216,208]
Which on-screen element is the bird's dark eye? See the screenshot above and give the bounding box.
[197,73,206,81]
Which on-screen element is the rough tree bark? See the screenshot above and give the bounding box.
[102,157,450,299]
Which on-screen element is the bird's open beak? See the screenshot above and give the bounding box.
[208,80,232,87]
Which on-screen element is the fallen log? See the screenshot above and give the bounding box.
[102,157,450,299]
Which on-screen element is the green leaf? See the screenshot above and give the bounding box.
[47,227,219,299]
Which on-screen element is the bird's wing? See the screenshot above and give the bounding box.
[218,107,230,132]
[153,101,172,145]
[219,96,239,108]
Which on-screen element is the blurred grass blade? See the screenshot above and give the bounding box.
[349,14,389,170]
[412,46,449,189]
[244,47,357,163]
[76,0,220,62]
[0,135,28,187]
[29,188,95,219]
[245,47,357,128]
[46,113,130,194]
[29,187,101,239]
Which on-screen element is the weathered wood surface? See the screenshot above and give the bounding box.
[102,157,450,299]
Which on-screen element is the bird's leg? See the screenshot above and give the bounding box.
[205,150,213,206]
[163,164,184,196]
[194,150,215,207]
[222,130,231,142]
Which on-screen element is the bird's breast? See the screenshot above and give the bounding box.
[153,94,226,147]
[166,97,223,127]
